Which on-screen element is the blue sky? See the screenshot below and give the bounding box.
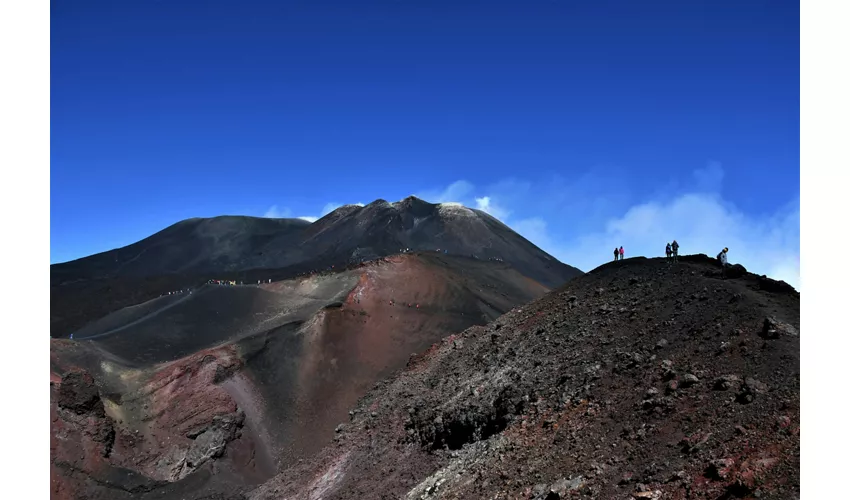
[51,0,800,287]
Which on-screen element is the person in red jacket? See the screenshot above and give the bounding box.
[619,246,624,260]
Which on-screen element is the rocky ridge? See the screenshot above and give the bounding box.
[250,255,800,500]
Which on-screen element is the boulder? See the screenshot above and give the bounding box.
[58,370,105,417]
[707,458,735,480]
[681,374,700,387]
[736,377,769,404]
[761,316,799,339]
[540,476,585,499]
[713,375,741,391]
[172,410,245,480]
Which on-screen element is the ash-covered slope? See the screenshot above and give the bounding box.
[250,255,800,500]
[67,281,354,367]
[51,216,312,283]
[51,196,581,288]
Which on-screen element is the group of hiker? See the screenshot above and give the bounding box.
[207,279,273,286]
[610,240,732,275]
[665,240,680,262]
[209,279,238,286]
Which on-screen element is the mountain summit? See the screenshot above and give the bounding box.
[52,196,582,288]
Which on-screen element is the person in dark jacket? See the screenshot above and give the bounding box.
[671,240,679,262]
[614,247,619,262]
[665,242,672,261]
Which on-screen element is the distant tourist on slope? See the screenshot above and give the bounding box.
[717,247,729,277]
[717,247,728,265]
[614,247,619,262]
[666,242,672,261]
[672,240,679,262]
[619,246,625,260]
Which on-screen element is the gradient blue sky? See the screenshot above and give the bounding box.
[51,0,800,286]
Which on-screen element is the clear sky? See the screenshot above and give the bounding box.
[51,0,800,287]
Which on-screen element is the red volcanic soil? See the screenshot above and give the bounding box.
[50,345,270,500]
[248,253,549,468]
[50,253,551,499]
[249,255,800,500]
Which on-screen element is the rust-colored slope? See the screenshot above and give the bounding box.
[263,253,548,467]
[50,343,271,500]
[50,253,550,500]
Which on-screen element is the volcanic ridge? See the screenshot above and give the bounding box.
[252,255,800,500]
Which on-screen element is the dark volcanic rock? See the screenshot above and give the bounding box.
[681,374,700,387]
[713,374,741,391]
[177,411,245,480]
[737,377,770,404]
[761,316,799,338]
[58,370,105,416]
[726,263,747,278]
[756,275,799,295]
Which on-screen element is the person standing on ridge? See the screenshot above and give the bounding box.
[671,240,679,262]
[614,247,619,262]
[717,247,729,277]
[666,242,672,261]
[619,246,624,260]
